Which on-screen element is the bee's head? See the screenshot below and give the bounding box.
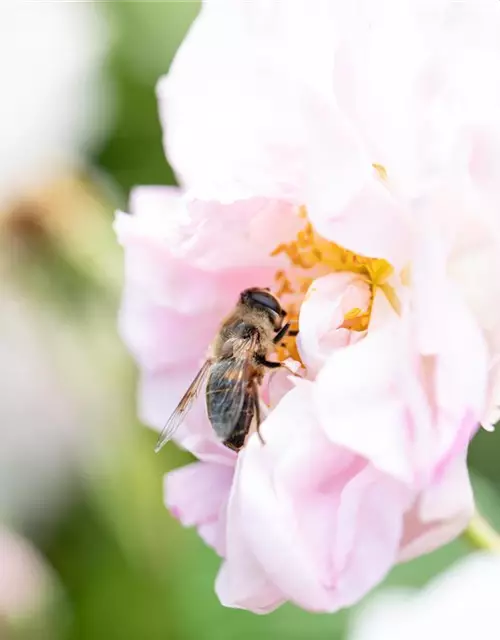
[240,287,286,329]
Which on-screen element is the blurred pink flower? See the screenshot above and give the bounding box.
[349,552,500,640]
[0,2,112,204]
[115,0,500,616]
[0,281,118,530]
[0,526,58,623]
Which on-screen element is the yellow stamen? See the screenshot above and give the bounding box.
[400,263,412,287]
[271,206,396,362]
[339,307,370,332]
[372,162,388,182]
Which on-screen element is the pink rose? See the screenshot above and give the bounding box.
[115,184,482,613]
[115,0,500,615]
[0,526,58,623]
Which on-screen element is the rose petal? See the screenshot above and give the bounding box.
[219,383,410,613]
[159,2,369,207]
[315,298,415,483]
[308,179,412,271]
[399,453,474,562]
[165,461,234,556]
[298,272,370,374]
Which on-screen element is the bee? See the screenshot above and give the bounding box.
[154,287,298,453]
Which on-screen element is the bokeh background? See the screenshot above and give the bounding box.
[1,3,499,639]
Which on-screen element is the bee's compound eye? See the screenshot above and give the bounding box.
[245,289,283,316]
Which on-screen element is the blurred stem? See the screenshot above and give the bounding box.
[464,512,500,553]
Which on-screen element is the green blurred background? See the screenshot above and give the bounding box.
[1,2,499,639]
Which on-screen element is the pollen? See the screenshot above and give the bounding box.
[372,162,388,182]
[271,207,394,363]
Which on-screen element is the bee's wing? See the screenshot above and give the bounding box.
[154,359,212,453]
[208,333,258,441]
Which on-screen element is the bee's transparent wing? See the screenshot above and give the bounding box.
[154,359,212,453]
[207,334,258,441]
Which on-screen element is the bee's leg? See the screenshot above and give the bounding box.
[252,380,265,446]
[273,323,299,344]
[255,354,282,369]
[273,322,290,344]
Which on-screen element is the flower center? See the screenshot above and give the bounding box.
[271,207,394,363]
